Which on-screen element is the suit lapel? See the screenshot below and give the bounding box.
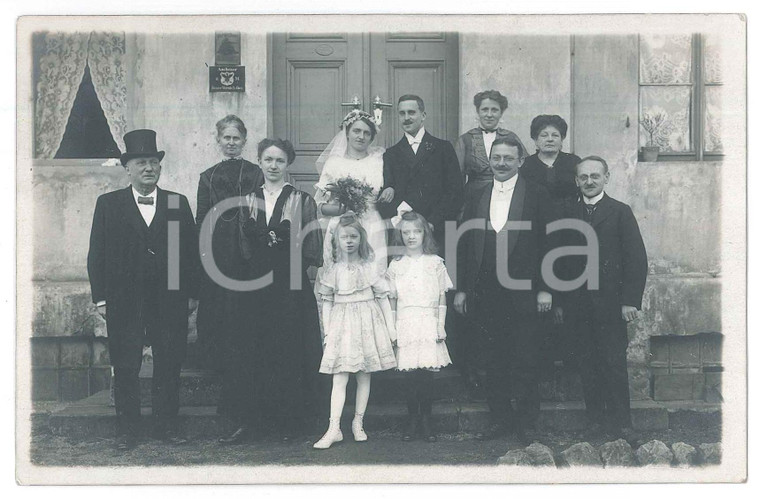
[590,194,612,228]
[122,186,149,241]
[473,184,492,272]
[149,187,168,234]
[398,137,416,168]
[505,176,526,257]
[412,132,434,169]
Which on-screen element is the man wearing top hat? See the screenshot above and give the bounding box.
[88,129,199,450]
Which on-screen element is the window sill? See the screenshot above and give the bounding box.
[33,158,120,167]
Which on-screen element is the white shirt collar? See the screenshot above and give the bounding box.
[132,186,157,201]
[492,174,518,192]
[582,191,605,205]
[262,182,290,196]
[405,126,426,144]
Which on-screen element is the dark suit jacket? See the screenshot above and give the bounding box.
[87,186,199,367]
[379,131,463,232]
[559,193,648,323]
[457,175,555,315]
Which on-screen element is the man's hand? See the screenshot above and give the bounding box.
[96,303,107,320]
[378,187,395,203]
[188,298,199,315]
[453,292,467,315]
[537,291,552,313]
[553,306,564,325]
[622,305,640,322]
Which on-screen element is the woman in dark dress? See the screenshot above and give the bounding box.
[520,115,581,378]
[218,138,324,444]
[196,115,264,371]
[520,114,581,215]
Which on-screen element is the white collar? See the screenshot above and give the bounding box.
[132,186,157,199]
[405,127,426,144]
[262,182,290,195]
[222,155,243,161]
[582,191,605,205]
[492,174,518,192]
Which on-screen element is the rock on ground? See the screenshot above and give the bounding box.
[672,442,697,467]
[524,443,556,467]
[699,443,722,465]
[560,442,602,467]
[636,440,674,466]
[598,439,636,467]
[497,449,533,466]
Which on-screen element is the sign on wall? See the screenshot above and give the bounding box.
[209,65,245,92]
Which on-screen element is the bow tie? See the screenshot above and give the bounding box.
[138,196,154,205]
[481,128,497,134]
[408,139,422,146]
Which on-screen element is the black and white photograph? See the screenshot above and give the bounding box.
[13,11,747,484]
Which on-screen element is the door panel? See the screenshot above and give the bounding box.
[271,32,458,196]
[371,32,459,147]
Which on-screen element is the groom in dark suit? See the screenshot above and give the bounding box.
[453,136,555,443]
[558,155,648,443]
[88,129,199,450]
[378,94,463,253]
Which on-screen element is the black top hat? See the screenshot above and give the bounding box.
[120,129,165,165]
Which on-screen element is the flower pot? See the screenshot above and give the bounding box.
[641,146,660,162]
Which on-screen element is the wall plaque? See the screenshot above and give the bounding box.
[209,66,245,92]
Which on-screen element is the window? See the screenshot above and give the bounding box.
[54,65,120,159]
[638,34,723,161]
[33,32,127,160]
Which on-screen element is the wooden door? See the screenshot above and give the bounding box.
[271,32,459,196]
[369,32,459,149]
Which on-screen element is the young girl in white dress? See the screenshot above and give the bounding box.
[386,211,453,443]
[313,213,397,449]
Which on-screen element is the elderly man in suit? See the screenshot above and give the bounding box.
[557,155,648,443]
[88,129,199,451]
[453,135,555,443]
[377,94,463,253]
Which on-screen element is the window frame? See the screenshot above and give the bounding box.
[638,33,724,162]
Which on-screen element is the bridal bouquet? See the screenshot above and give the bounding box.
[324,177,374,217]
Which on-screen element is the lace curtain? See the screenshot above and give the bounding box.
[34,32,127,159]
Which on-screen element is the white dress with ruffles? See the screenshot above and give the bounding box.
[318,261,397,374]
[387,255,453,371]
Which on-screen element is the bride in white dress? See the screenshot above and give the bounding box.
[314,110,388,277]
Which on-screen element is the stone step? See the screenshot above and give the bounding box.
[43,389,680,440]
[132,368,583,407]
[132,362,583,407]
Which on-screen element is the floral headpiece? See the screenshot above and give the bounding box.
[340,110,376,130]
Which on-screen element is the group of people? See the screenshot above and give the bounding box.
[87,90,648,453]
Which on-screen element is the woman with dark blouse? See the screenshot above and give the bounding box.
[454,90,526,204]
[520,114,581,213]
[218,138,324,444]
[195,115,264,371]
[520,115,581,378]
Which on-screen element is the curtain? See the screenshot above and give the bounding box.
[87,32,127,155]
[34,32,127,159]
[34,33,89,159]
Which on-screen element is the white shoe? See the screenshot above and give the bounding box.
[313,420,343,450]
[352,413,368,442]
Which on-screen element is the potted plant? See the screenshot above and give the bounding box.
[640,108,668,162]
